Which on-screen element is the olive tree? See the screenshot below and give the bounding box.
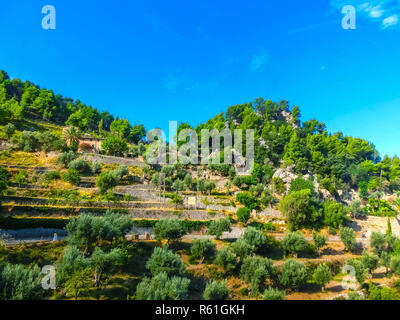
[312,231,327,255]
[279,189,319,230]
[345,258,367,288]
[214,246,237,272]
[236,207,251,224]
[66,212,133,255]
[56,246,89,285]
[90,247,124,287]
[340,226,356,252]
[240,256,275,295]
[390,256,400,275]
[312,263,332,291]
[96,170,120,194]
[136,272,190,300]
[208,218,231,240]
[203,280,229,300]
[361,251,379,277]
[230,238,252,262]
[281,231,308,257]
[380,251,391,274]
[370,232,386,256]
[146,246,186,277]
[242,227,271,254]
[190,238,216,264]
[0,263,44,300]
[279,259,308,290]
[64,268,92,300]
[153,218,186,244]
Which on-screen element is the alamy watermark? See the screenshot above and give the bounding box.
[342,5,356,29]
[42,5,56,30]
[41,265,56,290]
[145,121,254,175]
[341,264,357,290]
[41,5,355,31]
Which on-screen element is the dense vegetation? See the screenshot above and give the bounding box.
[0,70,399,301]
[0,70,146,157]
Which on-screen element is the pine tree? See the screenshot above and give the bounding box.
[386,217,392,238]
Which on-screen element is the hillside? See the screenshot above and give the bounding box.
[0,70,400,301]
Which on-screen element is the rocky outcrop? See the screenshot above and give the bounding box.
[281,110,299,129]
[272,166,297,184]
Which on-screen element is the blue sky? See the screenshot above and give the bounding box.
[0,0,399,157]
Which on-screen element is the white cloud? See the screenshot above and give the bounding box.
[367,6,384,18]
[249,52,269,71]
[382,14,399,28]
[330,0,400,28]
[164,73,179,90]
[196,26,211,41]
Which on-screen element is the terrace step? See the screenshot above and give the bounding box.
[0,164,53,172]
[1,196,180,209]
[82,153,145,167]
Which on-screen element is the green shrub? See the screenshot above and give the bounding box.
[281,231,308,256]
[208,218,231,239]
[361,251,379,276]
[190,238,216,264]
[279,189,320,231]
[240,256,275,294]
[96,170,120,194]
[56,245,88,285]
[347,291,365,300]
[289,176,315,194]
[263,287,286,300]
[0,263,44,300]
[340,226,356,252]
[68,159,91,174]
[2,123,15,139]
[236,207,251,224]
[203,280,229,300]
[368,284,400,300]
[214,247,237,272]
[230,238,252,261]
[101,135,128,156]
[91,161,102,174]
[14,170,28,186]
[62,169,81,185]
[345,258,367,286]
[153,218,186,243]
[236,192,259,211]
[390,256,400,275]
[279,259,308,290]
[323,200,345,229]
[242,227,272,254]
[57,151,77,167]
[312,231,327,254]
[346,200,366,219]
[44,171,61,183]
[312,263,332,290]
[146,246,186,277]
[136,272,190,300]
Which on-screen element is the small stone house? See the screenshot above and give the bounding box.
[78,135,103,153]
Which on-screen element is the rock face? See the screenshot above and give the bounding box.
[272,167,336,200]
[272,166,297,184]
[281,110,299,129]
[0,140,11,151]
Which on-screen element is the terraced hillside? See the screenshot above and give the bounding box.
[0,70,400,301]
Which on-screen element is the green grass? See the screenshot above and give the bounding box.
[0,240,66,267]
